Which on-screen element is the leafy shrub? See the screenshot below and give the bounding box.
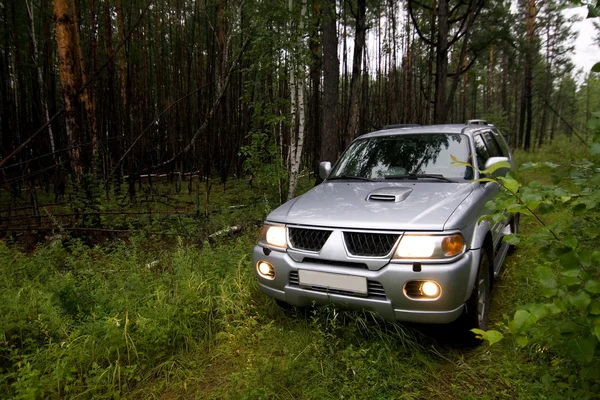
[475,125,600,397]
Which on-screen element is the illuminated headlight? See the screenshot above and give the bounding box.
[259,224,287,249]
[394,234,465,259]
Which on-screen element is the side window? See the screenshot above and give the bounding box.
[482,131,501,158]
[474,135,490,168]
[491,129,510,157]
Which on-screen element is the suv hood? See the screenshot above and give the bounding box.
[267,181,473,231]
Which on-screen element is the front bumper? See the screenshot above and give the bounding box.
[253,245,478,324]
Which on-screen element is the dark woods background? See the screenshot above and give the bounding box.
[0,0,597,220]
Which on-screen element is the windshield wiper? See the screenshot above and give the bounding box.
[328,175,376,182]
[384,174,455,183]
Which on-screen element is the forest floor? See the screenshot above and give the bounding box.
[0,142,589,399]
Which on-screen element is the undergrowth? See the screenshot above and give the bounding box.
[1,145,598,398]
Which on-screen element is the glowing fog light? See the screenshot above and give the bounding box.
[421,281,440,297]
[257,261,275,279]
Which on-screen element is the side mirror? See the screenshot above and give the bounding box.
[483,156,511,177]
[319,161,332,180]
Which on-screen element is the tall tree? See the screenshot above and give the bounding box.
[320,0,339,164]
[53,0,84,182]
[345,0,366,146]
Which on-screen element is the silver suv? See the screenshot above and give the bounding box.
[253,121,516,334]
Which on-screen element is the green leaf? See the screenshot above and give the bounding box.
[590,142,600,156]
[498,176,520,193]
[525,303,550,321]
[509,310,532,334]
[593,61,600,72]
[474,177,498,185]
[564,236,578,250]
[559,251,580,269]
[585,280,600,294]
[542,161,560,169]
[593,325,600,342]
[567,290,591,312]
[589,300,600,315]
[566,337,597,364]
[471,329,504,345]
[535,266,558,297]
[503,234,520,245]
[481,160,511,176]
[516,335,528,347]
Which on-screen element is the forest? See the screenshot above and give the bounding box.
[1,0,600,398]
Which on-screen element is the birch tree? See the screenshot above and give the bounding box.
[287,0,307,201]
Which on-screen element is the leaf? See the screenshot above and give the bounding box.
[535,266,558,297]
[509,310,532,334]
[498,176,520,193]
[567,290,591,312]
[566,337,597,364]
[525,303,549,321]
[589,300,600,316]
[516,335,528,347]
[482,161,511,176]
[593,325,600,342]
[564,236,578,250]
[593,61,600,72]
[474,177,499,185]
[503,234,520,245]
[471,329,504,345]
[558,251,580,269]
[585,280,600,294]
[590,142,600,156]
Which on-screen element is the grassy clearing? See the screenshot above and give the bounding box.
[1,142,594,399]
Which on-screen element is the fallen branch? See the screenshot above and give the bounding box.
[208,225,241,238]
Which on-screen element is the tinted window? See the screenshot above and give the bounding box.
[474,135,490,167]
[330,133,472,180]
[482,131,501,157]
[491,130,510,157]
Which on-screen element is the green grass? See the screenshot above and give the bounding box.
[0,153,596,399]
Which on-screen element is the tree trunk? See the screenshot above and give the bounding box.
[345,0,366,146]
[523,0,536,152]
[26,0,56,157]
[53,0,84,182]
[433,0,448,123]
[287,0,308,201]
[321,0,339,165]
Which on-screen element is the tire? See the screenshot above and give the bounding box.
[456,246,492,344]
[507,213,520,254]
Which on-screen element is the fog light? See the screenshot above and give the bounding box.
[257,261,275,280]
[421,281,440,297]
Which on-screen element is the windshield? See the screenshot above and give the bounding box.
[329,133,472,181]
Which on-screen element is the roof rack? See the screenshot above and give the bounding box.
[382,124,421,130]
[466,119,488,126]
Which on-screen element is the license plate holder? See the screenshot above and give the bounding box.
[298,270,367,294]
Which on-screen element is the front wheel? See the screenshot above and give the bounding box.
[456,247,492,343]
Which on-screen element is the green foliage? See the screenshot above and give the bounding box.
[476,117,600,397]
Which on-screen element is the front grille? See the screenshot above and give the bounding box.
[343,232,399,257]
[289,271,386,300]
[288,228,332,252]
[303,258,368,270]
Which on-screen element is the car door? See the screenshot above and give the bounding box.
[474,131,509,251]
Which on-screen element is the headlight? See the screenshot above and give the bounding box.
[393,234,464,259]
[259,224,287,249]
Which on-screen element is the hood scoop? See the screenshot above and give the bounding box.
[366,187,413,203]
